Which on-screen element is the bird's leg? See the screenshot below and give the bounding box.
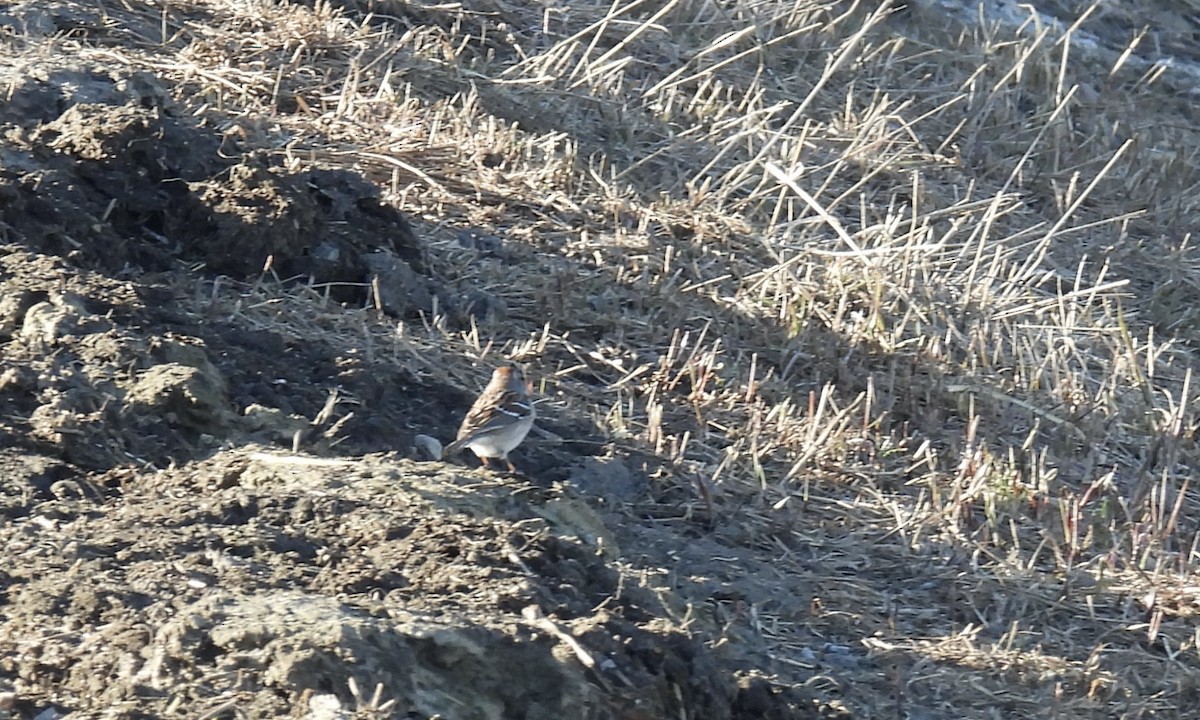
[479,456,493,470]
[504,457,521,475]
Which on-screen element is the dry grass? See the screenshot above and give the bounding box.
[45,0,1200,715]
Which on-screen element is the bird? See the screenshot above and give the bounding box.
[443,363,536,473]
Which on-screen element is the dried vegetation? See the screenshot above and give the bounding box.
[8,0,1200,716]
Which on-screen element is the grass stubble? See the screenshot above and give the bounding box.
[36,0,1200,715]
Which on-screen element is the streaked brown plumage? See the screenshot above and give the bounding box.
[443,364,535,472]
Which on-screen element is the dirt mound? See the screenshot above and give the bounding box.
[0,58,424,309]
[3,452,802,718]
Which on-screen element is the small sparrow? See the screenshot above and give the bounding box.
[443,363,536,473]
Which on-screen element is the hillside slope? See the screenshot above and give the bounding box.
[2,0,1200,718]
